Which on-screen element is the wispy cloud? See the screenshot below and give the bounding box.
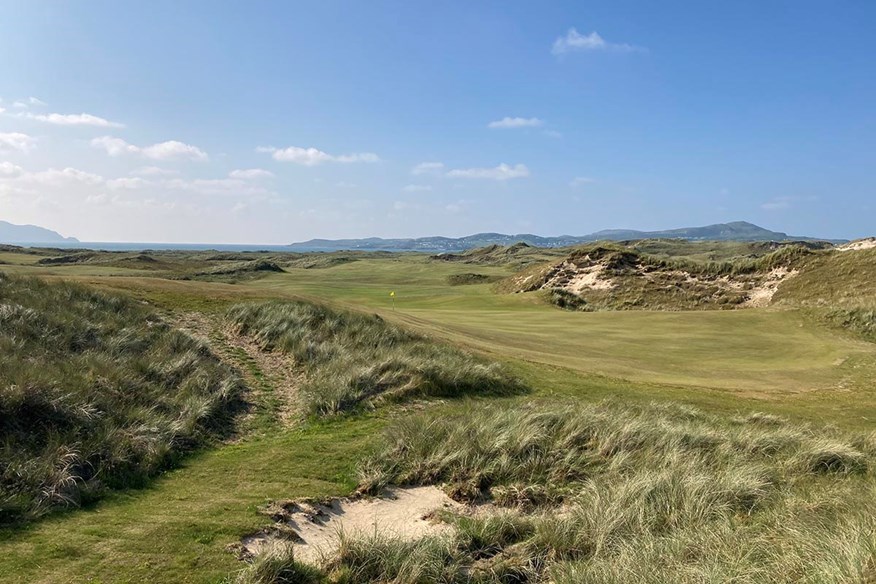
[130,166,179,177]
[91,136,208,161]
[761,196,793,211]
[552,28,641,55]
[27,112,124,128]
[21,167,105,186]
[447,163,530,181]
[488,117,543,129]
[0,132,37,153]
[411,161,445,175]
[570,176,596,187]
[106,177,150,190]
[229,168,274,179]
[258,145,379,166]
[402,184,432,192]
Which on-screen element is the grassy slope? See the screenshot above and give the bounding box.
[0,273,242,524]
[0,247,874,582]
[244,258,876,422]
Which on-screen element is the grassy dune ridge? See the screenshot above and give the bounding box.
[0,272,243,524]
[240,401,876,583]
[226,301,525,416]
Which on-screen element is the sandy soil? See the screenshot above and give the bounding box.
[239,486,462,564]
[742,267,798,308]
[838,238,876,252]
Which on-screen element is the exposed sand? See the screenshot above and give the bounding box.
[742,267,798,308]
[238,486,462,564]
[837,238,876,252]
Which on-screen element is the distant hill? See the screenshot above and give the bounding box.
[0,221,78,244]
[288,222,841,253]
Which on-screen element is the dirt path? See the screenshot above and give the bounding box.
[173,311,301,431]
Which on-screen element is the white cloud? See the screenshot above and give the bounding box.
[29,97,47,106]
[402,184,432,192]
[552,28,640,55]
[0,107,5,115]
[90,136,138,156]
[258,146,379,166]
[761,197,793,211]
[91,136,208,161]
[24,167,104,186]
[570,176,595,187]
[0,162,23,177]
[12,101,28,109]
[107,177,150,190]
[229,168,274,179]
[131,166,179,177]
[446,163,530,181]
[142,140,208,161]
[28,112,124,128]
[162,177,270,197]
[411,161,445,175]
[488,117,543,129]
[0,132,37,153]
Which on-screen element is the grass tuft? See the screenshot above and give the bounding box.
[226,301,525,416]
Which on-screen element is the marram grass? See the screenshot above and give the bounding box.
[226,301,525,416]
[0,272,242,524]
[237,400,876,583]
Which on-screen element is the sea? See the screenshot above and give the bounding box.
[7,242,307,252]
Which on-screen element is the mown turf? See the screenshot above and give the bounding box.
[0,416,383,584]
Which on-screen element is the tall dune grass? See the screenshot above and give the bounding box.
[238,401,876,583]
[225,301,524,416]
[0,272,242,524]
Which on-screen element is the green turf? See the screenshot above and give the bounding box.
[1,247,874,583]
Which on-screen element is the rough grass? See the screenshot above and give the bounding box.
[0,272,242,524]
[284,401,875,584]
[225,301,524,416]
[825,307,876,342]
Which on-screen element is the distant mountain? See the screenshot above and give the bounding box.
[0,221,79,244]
[288,222,840,253]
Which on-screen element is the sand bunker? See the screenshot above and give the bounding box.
[236,486,462,564]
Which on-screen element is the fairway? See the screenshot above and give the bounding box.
[246,259,876,396]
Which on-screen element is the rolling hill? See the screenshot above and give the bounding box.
[288,221,840,253]
[0,220,78,244]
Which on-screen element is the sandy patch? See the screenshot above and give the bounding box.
[566,265,615,292]
[742,267,798,308]
[544,261,615,293]
[837,238,876,252]
[237,486,462,564]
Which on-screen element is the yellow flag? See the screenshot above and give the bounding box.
[390,291,395,297]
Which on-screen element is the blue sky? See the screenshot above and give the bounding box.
[0,1,873,243]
